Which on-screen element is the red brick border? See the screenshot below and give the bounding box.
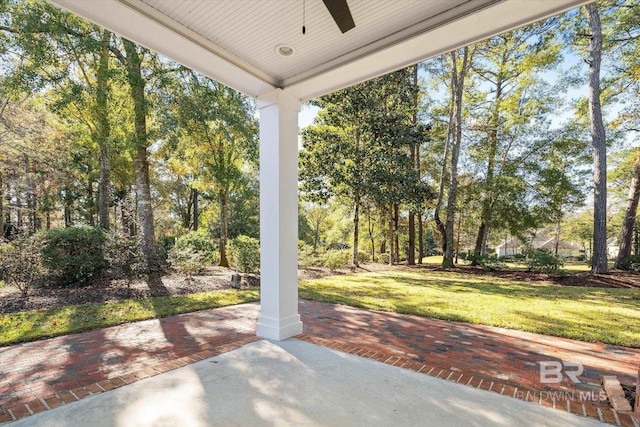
[297,334,637,427]
[0,336,259,424]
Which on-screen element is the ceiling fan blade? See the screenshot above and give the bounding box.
[322,0,355,33]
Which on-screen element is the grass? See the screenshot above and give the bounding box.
[0,288,260,346]
[299,269,640,348]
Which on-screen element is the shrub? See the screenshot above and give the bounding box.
[498,255,516,263]
[173,232,217,264]
[322,250,351,270]
[228,235,260,274]
[298,241,319,267]
[468,253,505,271]
[377,252,391,264]
[168,245,210,278]
[156,235,177,264]
[103,232,146,280]
[37,226,106,287]
[0,237,46,297]
[626,255,640,272]
[356,250,371,264]
[524,248,564,273]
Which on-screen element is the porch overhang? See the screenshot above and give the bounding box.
[50,0,591,101]
[47,0,593,341]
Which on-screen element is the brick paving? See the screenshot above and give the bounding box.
[0,300,639,426]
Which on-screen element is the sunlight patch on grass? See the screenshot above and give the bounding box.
[299,269,640,348]
[0,289,259,346]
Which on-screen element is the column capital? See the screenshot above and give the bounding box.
[257,88,301,112]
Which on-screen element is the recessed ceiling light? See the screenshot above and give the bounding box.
[276,44,295,57]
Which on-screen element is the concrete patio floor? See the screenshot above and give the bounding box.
[1,301,638,426]
[7,339,608,427]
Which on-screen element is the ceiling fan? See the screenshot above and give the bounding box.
[322,0,356,33]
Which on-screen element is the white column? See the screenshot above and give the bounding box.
[256,88,303,341]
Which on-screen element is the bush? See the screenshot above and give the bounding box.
[298,241,319,267]
[321,250,351,270]
[156,236,176,263]
[377,252,391,264]
[524,248,564,273]
[228,235,260,274]
[356,250,371,264]
[627,255,640,272]
[498,255,516,263]
[37,226,106,287]
[167,232,216,276]
[468,253,505,271]
[168,245,210,278]
[173,232,217,264]
[104,232,146,280]
[0,237,46,297]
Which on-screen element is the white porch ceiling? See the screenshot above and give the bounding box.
[50,0,592,101]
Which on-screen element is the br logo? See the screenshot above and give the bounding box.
[539,361,584,384]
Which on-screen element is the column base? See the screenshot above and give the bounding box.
[256,314,303,341]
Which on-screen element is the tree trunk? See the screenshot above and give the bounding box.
[192,188,199,231]
[313,218,320,252]
[473,76,502,262]
[87,180,95,227]
[586,3,608,274]
[388,204,394,265]
[443,48,469,268]
[64,201,71,227]
[408,212,415,264]
[368,210,375,262]
[407,64,419,266]
[97,30,111,231]
[394,204,400,263]
[353,191,360,266]
[434,69,455,254]
[352,129,361,266]
[614,148,640,269]
[455,212,462,264]
[123,39,156,266]
[218,187,229,267]
[418,213,424,264]
[554,220,561,256]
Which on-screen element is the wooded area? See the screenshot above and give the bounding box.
[1,0,639,275]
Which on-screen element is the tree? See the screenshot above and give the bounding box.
[469,23,561,260]
[302,69,431,266]
[157,70,258,266]
[442,48,471,267]
[614,148,640,269]
[585,3,608,273]
[0,1,121,230]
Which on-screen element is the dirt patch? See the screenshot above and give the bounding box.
[409,264,640,289]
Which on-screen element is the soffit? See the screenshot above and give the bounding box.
[50,0,592,101]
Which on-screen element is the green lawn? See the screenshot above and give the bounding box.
[299,268,640,348]
[3,267,638,348]
[0,289,260,346]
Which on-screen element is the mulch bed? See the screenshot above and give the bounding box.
[0,268,257,314]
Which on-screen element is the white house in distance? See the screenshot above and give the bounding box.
[495,234,583,258]
[49,0,593,341]
[495,234,585,258]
